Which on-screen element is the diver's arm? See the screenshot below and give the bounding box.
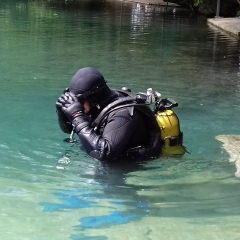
[73,118,109,160]
[73,108,137,160]
[56,92,138,160]
[56,92,110,160]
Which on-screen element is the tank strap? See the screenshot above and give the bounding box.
[91,96,136,129]
[163,132,183,146]
[92,89,153,131]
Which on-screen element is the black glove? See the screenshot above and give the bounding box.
[56,89,73,133]
[56,91,70,110]
[57,92,84,122]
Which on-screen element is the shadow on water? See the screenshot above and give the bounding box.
[39,142,240,239]
[40,152,151,238]
[45,0,113,11]
[38,139,183,236]
[40,0,192,16]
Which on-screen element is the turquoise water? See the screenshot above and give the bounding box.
[1,0,240,239]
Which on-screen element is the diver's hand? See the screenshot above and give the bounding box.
[56,92,84,122]
[56,92,68,109]
[55,88,69,109]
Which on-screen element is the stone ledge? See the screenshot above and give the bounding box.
[207,17,240,39]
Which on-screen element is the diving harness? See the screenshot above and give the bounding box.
[68,88,185,156]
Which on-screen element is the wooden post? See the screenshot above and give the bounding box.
[216,0,220,17]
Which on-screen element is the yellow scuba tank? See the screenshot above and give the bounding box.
[150,93,185,156]
[156,109,185,155]
[156,110,180,140]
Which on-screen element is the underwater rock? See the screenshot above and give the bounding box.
[216,135,240,177]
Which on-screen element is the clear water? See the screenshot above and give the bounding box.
[1,0,240,239]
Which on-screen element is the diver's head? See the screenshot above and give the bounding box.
[69,67,113,115]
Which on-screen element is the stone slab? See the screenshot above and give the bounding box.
[207,17,240,39]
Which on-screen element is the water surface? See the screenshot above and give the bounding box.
[0,0,240,239]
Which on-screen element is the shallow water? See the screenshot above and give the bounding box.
[0,0,240,239]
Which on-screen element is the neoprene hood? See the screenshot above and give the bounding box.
[69,67,113,113]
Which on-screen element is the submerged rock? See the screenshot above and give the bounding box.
[216,135,240,177]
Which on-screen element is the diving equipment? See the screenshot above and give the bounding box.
[152,92,185,156]
[92,87,185,156]
[64,86,185,157]
[64,129,75,143]
[131,88,185,156]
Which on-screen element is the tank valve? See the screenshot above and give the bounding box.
[146,88,161,103]
[146,88,155,103]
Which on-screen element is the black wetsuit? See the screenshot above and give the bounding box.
[57,90,161,161]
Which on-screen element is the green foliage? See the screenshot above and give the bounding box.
[196,0,240,17]
[194,0,204,7]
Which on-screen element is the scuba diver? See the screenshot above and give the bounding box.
[56,67,162,161]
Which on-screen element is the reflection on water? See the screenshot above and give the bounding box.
[131,3,152,38]
[238,54,240,78]
[0,0,240,239]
